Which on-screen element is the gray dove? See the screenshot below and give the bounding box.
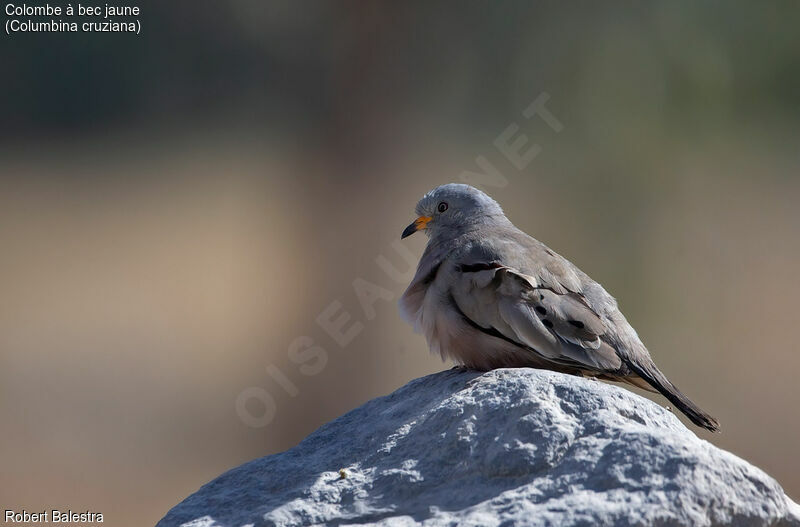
[399,183,720,432]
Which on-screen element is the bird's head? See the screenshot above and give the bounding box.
[401,183,506,239]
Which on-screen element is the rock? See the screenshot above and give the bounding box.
[158,368,800,527]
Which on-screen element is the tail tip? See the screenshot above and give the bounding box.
[701,416,721,433]
[689,411,720,433]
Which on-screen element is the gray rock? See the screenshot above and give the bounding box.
[158,368,800,527]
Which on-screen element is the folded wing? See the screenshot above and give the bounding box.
[451,263,622,371]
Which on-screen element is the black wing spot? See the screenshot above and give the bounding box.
[458,262,503,273]
[541,319,554,329]
[535,306,547,316]
[568,320,585,329]
[448,294,533,351]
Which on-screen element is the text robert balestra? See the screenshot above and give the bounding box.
[4,510,103,523]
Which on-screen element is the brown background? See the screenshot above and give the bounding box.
[1,2,798,525]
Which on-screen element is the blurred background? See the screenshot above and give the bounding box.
[1,1,799,525]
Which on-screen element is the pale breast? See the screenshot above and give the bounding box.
[407,269,556,371]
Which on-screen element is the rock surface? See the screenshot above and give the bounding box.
[158,368,800,527]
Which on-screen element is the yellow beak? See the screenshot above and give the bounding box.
[401,216,433,239]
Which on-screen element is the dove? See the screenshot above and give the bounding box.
[399,183,720,432]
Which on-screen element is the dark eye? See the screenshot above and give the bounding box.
[437,202,448,213]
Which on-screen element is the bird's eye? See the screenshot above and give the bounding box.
[437,202,448,213]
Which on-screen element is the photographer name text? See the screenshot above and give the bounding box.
[4,510,103,524]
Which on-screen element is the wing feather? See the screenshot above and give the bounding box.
[450,263,622,371]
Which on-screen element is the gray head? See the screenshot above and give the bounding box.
[401,184,506,240]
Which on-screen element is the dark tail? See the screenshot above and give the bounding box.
[624,358,720,432]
